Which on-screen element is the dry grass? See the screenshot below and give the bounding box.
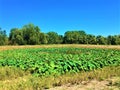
[0,66,120,90]
[48,77,120,90]
[0,44,120,51]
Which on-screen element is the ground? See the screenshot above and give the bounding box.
[47,77,120,90]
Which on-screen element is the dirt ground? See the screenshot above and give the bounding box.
[47,77,120,90]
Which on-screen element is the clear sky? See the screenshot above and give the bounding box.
[0,0,120,36]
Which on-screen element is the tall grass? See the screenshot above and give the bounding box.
[0,66,28,81]
[0,66,120,90]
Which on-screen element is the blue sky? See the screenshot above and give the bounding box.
[0,0,120,36]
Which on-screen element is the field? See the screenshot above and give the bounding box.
[0,45,120,90]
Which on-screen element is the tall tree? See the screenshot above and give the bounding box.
[107,35,116,45]
[115,35,120,45]
[96,35,107,45]
[1,23,120,45]
[9,28,24,45]
[64,30,86,44]
[47,31,60,44]
[58,35,64,44]
[86,34,97,44]
[22,23,40,45]
[39,33,48,44]
[0,28,8,45]
[78,31,87,44]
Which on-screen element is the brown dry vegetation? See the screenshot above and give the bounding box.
[48,77,120,90]
[0,65,120,90]
[0,44,120,51]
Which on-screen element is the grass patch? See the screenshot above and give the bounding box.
[0,66,120,90]
[0,66,29,81]
[113,79,120,88]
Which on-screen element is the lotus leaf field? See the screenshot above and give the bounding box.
[0,47,120,76]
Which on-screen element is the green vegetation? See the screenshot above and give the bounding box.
[0,47,120,76]
[0,28,8,45]
[0,66,26,81]
[0,66,120,90]
[0,46,120,89]
[0,23,120,45]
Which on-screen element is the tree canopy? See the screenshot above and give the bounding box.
[0,23,120,45]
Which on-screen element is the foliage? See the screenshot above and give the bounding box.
[47,31,60,44]
[64,31,87,44]
[0,48,120,77]
[9,28,24,45]
[0,28,8,45]
[0,23,120,45]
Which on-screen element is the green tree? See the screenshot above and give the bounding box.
[0,28,8,45]
[115,35,120,45]
[64,31,86,44]
[78,31,87,44]
[39,33,48,44]
[3,23,120,45]
[86,34,97,44]
[96,35,107,45]
[58,35,64,44]
[107,35,116,45]
[9,28,24,45]
[47,32,60,44]
[22,23,40,45]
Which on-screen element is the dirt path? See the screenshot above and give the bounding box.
[47,77,120,90]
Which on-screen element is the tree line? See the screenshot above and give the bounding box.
[0,23,120,45]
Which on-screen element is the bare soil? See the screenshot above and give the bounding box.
[47,77,120,90]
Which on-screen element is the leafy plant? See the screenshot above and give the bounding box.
[0,48,120,76]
